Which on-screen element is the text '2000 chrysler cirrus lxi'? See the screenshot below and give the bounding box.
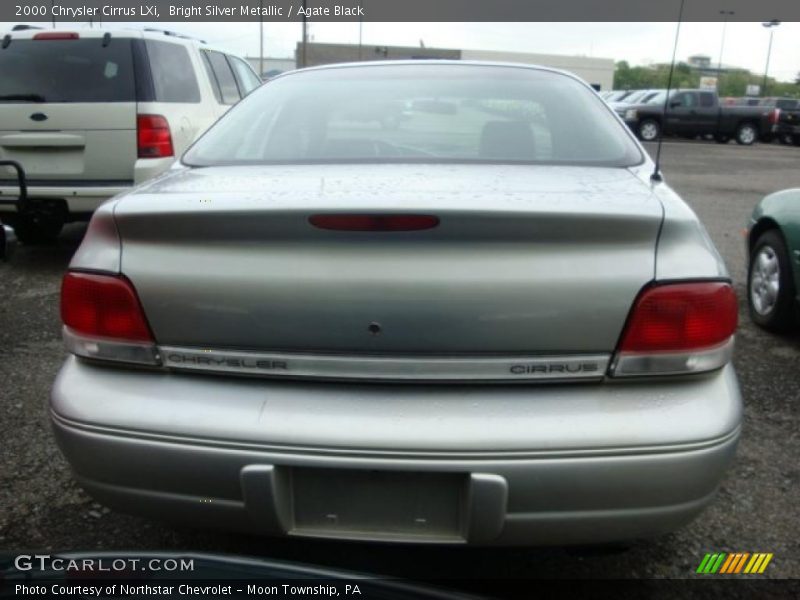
[51,62,741,546]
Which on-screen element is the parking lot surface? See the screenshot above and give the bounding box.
[1,141,799,583]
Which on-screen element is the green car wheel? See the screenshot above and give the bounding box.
[748,230,798,332]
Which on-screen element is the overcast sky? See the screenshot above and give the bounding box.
[13,21,800,82]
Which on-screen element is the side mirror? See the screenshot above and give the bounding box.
[669,100,682,109]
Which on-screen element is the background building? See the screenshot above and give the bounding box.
[460,49,614,90]
[277,42,615,89]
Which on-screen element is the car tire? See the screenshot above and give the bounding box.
[735,122,757,145]
[748,229,798,332]
[714,135,730,144]
[638,119,660,142]
[11,214,64,245]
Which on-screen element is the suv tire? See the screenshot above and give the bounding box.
[12,213,64,245]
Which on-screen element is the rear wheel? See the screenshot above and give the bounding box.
[748,230,798,332]
[638,119,660,142]
[735,122,757,145]
[11,211,64,245]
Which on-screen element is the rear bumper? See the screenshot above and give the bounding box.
[0,157,174,216]
[50,357,742,545]
[772,124,800,136]
[0,184,128,215]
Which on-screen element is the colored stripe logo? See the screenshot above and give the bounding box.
[696,553,773,574]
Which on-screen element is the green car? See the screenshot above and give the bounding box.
[747,189,800,331]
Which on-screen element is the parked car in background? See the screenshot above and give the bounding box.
[607,89,663,118]
[747,189,800,332]
[0,27,261,243]
[604,89,636,103]
[623,89,773,145]
[759,98,800,146]
[52,61,741,546]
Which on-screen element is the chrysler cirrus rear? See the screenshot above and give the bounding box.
[50,62,741,545]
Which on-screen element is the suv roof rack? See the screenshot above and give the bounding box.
[143,28,206,44]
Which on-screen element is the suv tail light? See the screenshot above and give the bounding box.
[768,108,781,125]
[611,281,737,377]
[61,271,159,365]
[33,32,79,40]
[137,114,174,158]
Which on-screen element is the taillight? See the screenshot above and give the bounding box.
[611,281,737,377]
[768,108,781,125]
[61,272,159,365]
[137,114,174,158]
[33,32,79,40]
[62,272,152,341]
[309,214,439,231]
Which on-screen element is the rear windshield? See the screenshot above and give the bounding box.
[183,64,643,167]
[0,38,135,103]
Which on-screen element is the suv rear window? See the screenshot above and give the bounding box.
[0,38,135,103]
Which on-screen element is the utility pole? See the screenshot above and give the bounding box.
[716,10,734,92]
[301,0,307,68]
[259,0,264,78]
[762,20,780,96]
[358,1,363,60]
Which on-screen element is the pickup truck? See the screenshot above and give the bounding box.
[622,89,773,145]
[764,98,800,146]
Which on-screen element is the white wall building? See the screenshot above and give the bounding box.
[247,47,616,90]
[461,49,615,90]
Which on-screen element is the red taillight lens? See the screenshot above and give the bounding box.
[61,272,153,342]
[768,108,781,125]
[33,32,79,40]
[137,114,174,158]
[309,214,439,231]
[618,282,737,353]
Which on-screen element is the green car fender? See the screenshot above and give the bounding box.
[750,188,800,298]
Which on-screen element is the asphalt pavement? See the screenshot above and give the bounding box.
[1,140,799,587]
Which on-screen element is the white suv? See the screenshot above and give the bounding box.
[0,27,262,243]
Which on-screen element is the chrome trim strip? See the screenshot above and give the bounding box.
[611,338,734,377]
[158,346,611,382]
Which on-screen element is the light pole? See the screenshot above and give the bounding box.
[716,10,734,92]
[762,20,780,96]
[358,1,364,60]
[301,0,307,68]
[259,0,264,78]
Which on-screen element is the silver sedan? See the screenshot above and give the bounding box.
[51,62,741,545]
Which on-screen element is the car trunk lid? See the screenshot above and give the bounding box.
[114,165,662,361]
